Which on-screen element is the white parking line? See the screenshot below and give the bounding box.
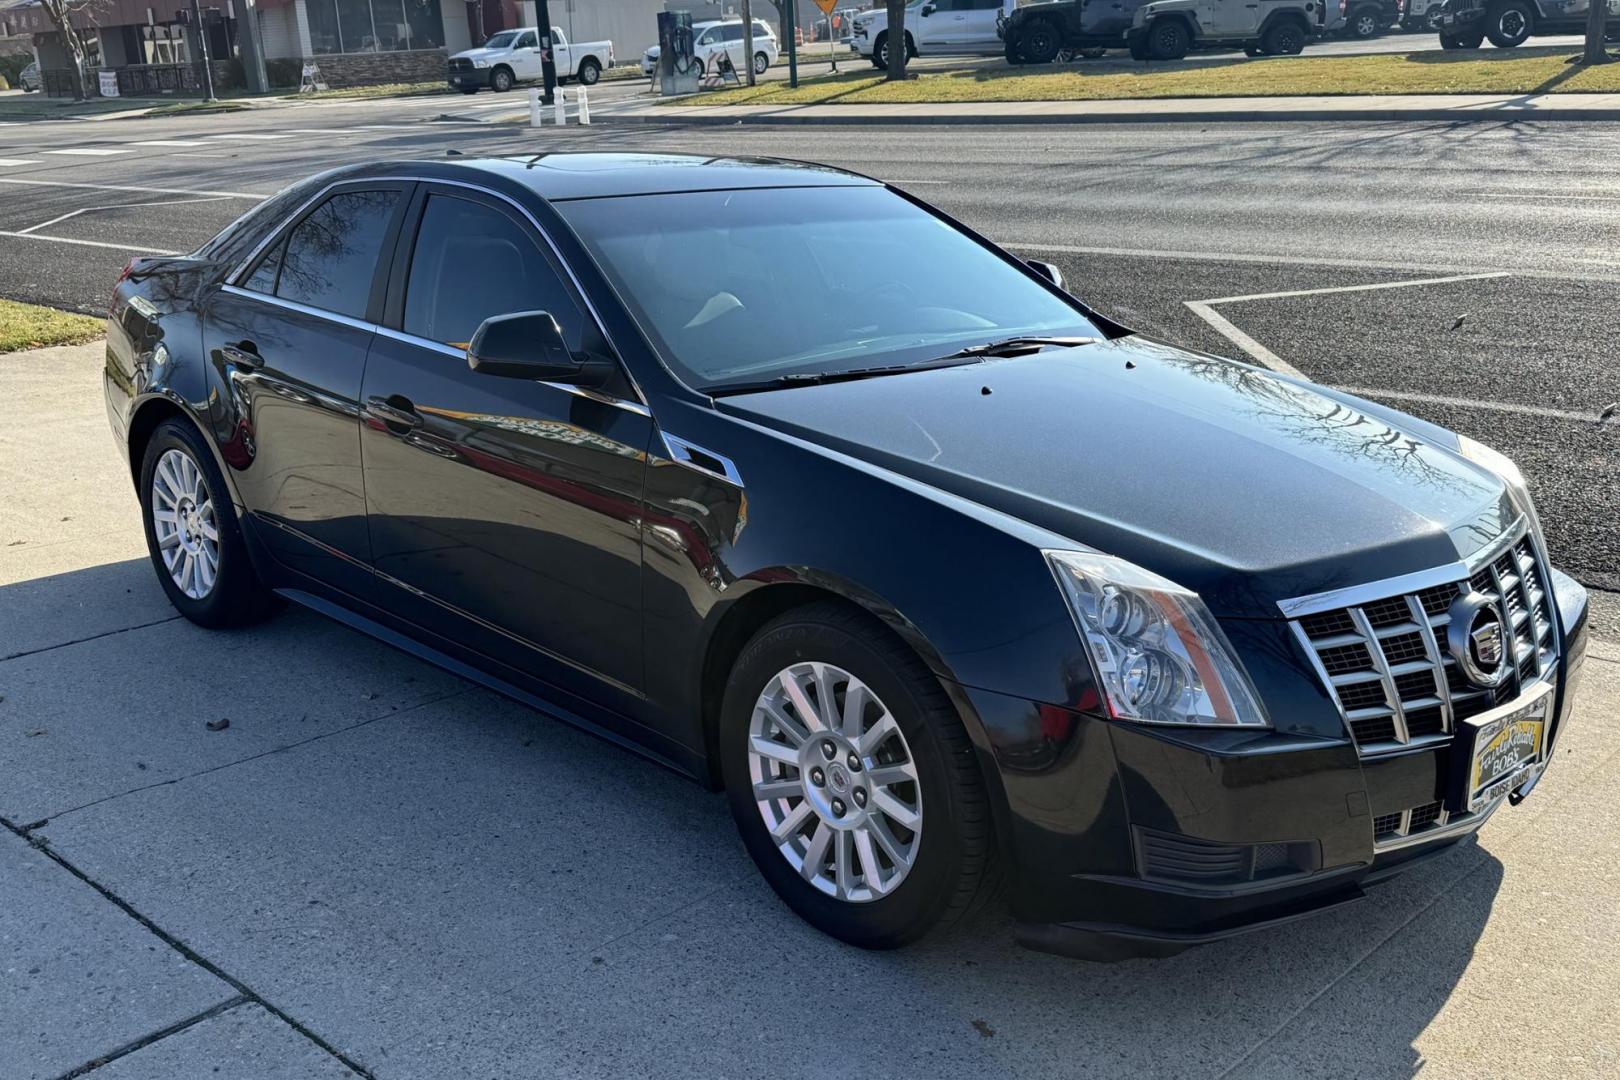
[1185,272,1517,380]
[132,139,212,147]
[206,133,294,141]
[0,230,178,254]
[42,147,133,156]
[0,177,263,199]
[1334,387,1601,425]
[0,159,42,167]
[1462,192,1620,203]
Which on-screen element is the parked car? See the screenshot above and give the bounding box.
[447,26,613,93]
[641,19,779,78]
[105,154,1588,960]
[1433,0,1618,47]
[1003,0,1154,62]
[1126,0,1336,59]
[1338,0,1401,36]
[854,0,1015,69]
[1400,0,1447,28]
[18,60,41,92]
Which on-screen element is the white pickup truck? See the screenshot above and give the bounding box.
[447,26,615,94]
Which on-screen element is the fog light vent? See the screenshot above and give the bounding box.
[1135,829,1316,887]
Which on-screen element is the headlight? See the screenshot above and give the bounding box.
[1047,551,1270,728]
[473,58,491,68]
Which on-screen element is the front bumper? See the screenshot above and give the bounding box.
[960,566,1589,960]
[446,71,487,89]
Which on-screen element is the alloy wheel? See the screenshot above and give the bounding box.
[747,662,922,902]
[150,447,219,600]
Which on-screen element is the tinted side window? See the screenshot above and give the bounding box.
[402,194,582,349]
[276,189,400,320]
[515,30,536,48]
[243,237,284,294]
[722,24,743,41]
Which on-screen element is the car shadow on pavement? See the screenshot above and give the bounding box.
[2,558,1503,1079]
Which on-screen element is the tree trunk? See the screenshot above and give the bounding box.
[742,0,757,86]
[1584,0,1611,65]
[885,0,908,81]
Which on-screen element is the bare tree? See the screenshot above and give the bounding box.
[37,0,102,101]
[742,0,757,86]
[1583,0,1613,65]
[885,0,908,80]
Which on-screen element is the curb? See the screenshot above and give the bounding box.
[609,106,1620,126]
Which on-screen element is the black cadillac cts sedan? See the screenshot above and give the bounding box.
[105,154,1590,960]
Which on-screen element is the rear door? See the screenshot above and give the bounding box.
[358,183,653,702]
[201,181,410,589]
[961,0,1008,46]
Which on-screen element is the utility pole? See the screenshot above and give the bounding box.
[742,0,756,86]
[786,0,798,88]
[189,0,217,102]
[537,0,558,105]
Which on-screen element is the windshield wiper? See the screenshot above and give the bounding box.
[707,336,1099,396]
[707,354,989,396]
[928,335,1098,362]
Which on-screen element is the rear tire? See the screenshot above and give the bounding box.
[754,51,770,75]
[1261,19,1308,55]
[1350,10,1381,38]
[720,603,996,949]
[1484,1,1532,48]
[139,419,277,629]
[577,58,601,85]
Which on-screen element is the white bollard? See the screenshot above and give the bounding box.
[577,86,590,125]
[553,88,567,126]
[528,88,542,128]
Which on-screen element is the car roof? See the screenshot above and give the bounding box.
[349,153,878,201]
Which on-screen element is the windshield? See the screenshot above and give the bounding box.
[483,31,519,48]
[555,186,1096,393]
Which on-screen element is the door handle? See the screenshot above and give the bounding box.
[220,340,263,369]
[367,395,422,431]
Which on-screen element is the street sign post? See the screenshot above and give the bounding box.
[813,0,840,73]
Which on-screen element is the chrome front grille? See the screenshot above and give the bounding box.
[1285,525,1557,757]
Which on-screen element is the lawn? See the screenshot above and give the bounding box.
[669,48,1620,106]
[0,299,103,354]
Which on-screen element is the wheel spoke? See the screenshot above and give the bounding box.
[761,698,809,747]
[866,816,910,867]
[800,821,832,881]
[853,829,885,894]
[812,663,843,732]
[839,679,869,737]
[871,788,921,831]
[753,777,801,802]
[833,829,855,897]
[770,799,813,843]
[865,762,917,788]
[749,734,798,767]
[152,509,178,526]
[780,670,826,734]
[858,712,899,756]
[198,517,219,542]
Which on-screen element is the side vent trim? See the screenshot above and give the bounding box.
[661,433,743,488]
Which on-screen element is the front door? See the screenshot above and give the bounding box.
[201,182,410,588]
[358,185,652,700]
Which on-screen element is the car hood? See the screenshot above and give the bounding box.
[716,338,1516,619]
[452,46,508,62]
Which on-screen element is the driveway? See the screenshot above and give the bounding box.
[3,335,1618,1078]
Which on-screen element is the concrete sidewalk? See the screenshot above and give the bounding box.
[597,91,1620,125]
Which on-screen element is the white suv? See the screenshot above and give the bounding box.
[641,19,780,78]
[853,0,1014,70]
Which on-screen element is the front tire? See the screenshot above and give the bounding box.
[720,603,996,949]
[1439,28,1485,48]
[1148,18,1191,60]
[139,419,275,628]
[1485,1,1532,47]
[1019,19,1064,64]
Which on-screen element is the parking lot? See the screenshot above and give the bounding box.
[2,110,1619,1077]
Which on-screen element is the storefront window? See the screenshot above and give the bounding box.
[307,0,444,55]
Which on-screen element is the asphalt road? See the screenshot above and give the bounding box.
[3,105,1620,1078]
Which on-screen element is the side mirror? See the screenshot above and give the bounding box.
[466,311,611,385]
[921,2,936,13]
[1027,259,1065,291]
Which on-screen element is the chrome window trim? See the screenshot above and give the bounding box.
[370,325,651,417]
[661,432,743,487]
[223,172,652,415]
[219,283,378,334]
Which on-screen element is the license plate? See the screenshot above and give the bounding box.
[1459,684,1551,812]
